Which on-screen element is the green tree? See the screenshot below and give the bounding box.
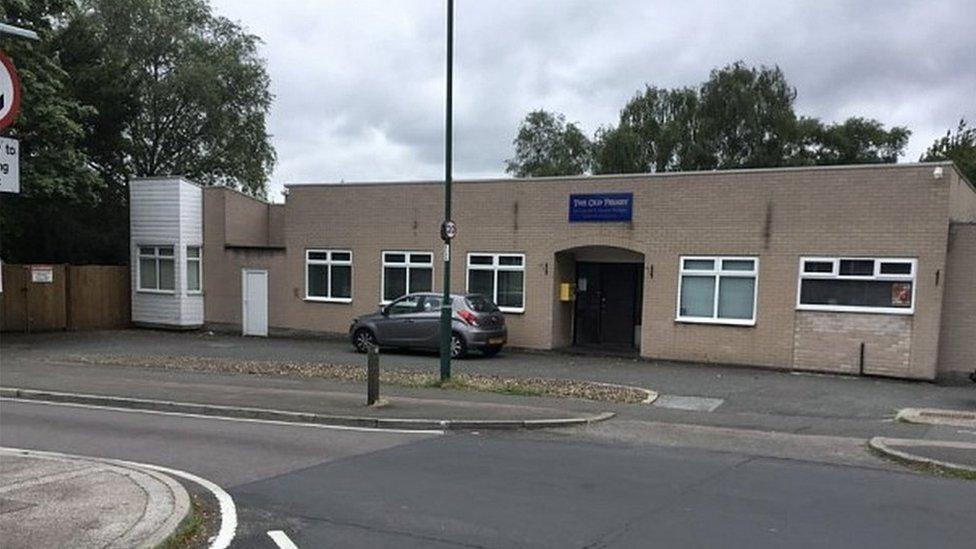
[505,110,591,177]
[0,0,114,264]
[592,124,642,175]
[921,118,975,183]
[60,0,276,197]
[806,117,911,165]
[697,62,800,169]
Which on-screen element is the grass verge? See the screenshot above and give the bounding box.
[69,354,651,404]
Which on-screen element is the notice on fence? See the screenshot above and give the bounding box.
[30,265,53,283]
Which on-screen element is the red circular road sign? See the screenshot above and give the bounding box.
[0,51,23,131]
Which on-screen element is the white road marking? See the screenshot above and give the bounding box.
[1,446,237,549]
[0,397,444,435]
[268,530,301,549]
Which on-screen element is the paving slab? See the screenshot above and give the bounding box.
[0,448,190,548]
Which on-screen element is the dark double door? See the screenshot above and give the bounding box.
[574,262,643,349]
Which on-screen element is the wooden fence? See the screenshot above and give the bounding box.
[1,264,130,332]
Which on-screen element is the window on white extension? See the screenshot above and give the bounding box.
[137,245,176,292]
[305,249,352,302]
[677,256,758,325]
[797,257,916,314]
[467,253,525,313]
[382,251,433,302]
[186,246,202,293]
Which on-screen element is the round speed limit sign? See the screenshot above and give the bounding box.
[0,52,23,131]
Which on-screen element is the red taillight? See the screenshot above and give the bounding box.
[458,309,479,326]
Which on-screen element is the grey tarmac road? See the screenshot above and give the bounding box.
[1,399,974,549]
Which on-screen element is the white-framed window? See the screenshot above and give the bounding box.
[796,257,916,314]
[381,251,434,303]
[676,256,758,325]
[186,246,202,294]
[305,249,352,302]
[466,253,525,313]
[137,245,176,292]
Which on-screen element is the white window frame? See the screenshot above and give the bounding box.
[380,251,435,304]
[136,244,176,294]
[466,252,526,313]
[305,249,353,303]
[796,256,917,314]
[675,256,759,326]
[186,245,202,295]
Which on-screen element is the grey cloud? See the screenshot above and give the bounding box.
[211,0,975,198]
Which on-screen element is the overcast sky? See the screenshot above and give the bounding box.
[210,0,975,200]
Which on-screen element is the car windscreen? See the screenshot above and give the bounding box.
[465,294,499,312]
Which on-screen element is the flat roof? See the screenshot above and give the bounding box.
[283,161,961,189]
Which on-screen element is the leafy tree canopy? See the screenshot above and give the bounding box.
[505,110,591,177]
[509,61,912,177]
[61,0,276,196]
[0,0,275,264]
[922,118,976,184]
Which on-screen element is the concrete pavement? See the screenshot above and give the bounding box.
[0,448,190,549]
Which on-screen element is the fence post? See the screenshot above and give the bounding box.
[366,344,380,406]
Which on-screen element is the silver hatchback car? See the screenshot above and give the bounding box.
[349,293,507,358]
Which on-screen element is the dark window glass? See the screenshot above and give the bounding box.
[800,279,912,308]
[879,262,912,275]
[420,296,442,312]
[499,255,523,266]
[388,296,421,315]
[466,294,499,312]
[331,265,352,298]
[385,253,406,264]
[308,251,329,261]
[308,264,329,297]
[410,253,432,264]
[497,270,524,308]
[158,246,174,256]
[384,267,407,301]
[410,267,433,293]
[331,252,351,262]
[470,255,493,265]
[839,259,874,276]
[469,270,494,298]
[803,261,834,273]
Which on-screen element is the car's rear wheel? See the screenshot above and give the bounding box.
[450,332,467,359]
[353,328,376,353]
[482,346,501,357]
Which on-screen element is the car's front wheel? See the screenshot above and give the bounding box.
[353,328,377,353]
[450,332,467,359]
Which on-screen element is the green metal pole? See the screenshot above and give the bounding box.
[439,0,454,382]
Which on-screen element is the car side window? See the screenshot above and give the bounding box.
[421,296,442,312]
[388,295,422,316]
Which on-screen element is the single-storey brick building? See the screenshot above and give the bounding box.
[129,162,976,381]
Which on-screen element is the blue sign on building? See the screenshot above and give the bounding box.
[568,193,633,222]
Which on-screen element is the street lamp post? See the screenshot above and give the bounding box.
[438,0,455,382]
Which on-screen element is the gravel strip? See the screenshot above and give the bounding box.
[65,354,649,404]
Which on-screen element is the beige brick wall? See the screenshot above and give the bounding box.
[200,163,970,379]
[793,312,912,376]
[938,223,976,376]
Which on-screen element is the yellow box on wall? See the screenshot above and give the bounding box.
[559,282,574,302]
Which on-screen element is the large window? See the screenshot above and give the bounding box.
[467,253,525,313]
[677,256,758,325]
[382,251,433,302]
[186,246,202,293]
[305,249,352,302]
[138,245,175,292]
[797,257,915,314]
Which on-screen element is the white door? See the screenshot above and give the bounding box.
[242,269,268,336]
